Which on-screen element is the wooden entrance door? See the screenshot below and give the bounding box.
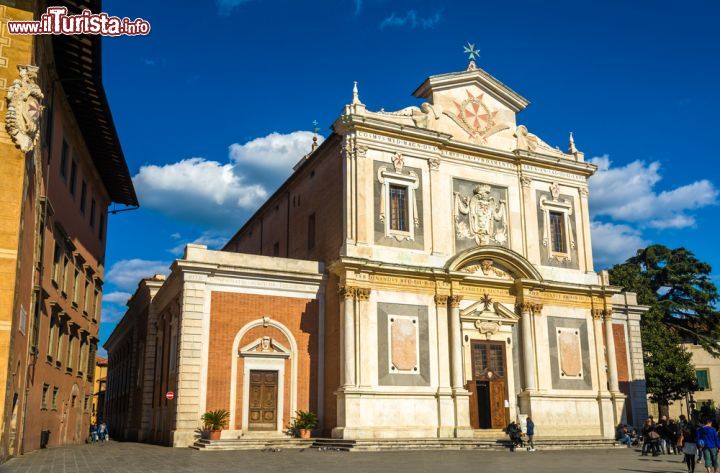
[468,341,508,429]
[248,370,278,431]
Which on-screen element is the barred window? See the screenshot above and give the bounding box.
[549,211,566,253]
[389,185,409,232]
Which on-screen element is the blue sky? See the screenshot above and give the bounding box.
[96,0,720,352]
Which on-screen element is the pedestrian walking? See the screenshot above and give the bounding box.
[98,422,108,443]
[642,418,660,456]
[696,419,720,473]
[680,425,699,473]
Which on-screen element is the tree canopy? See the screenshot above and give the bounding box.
[609,244,720,356]
[609,244,719,406]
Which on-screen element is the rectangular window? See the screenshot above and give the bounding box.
[41,384,49,409]
[69,160,77,196]
[52,242,61,283]
[307,213,316,250]
[80,180,87,214]
[72,269,80,304]
[89,198,96,228]
[30,290,40,351]
[66,335,74,371]
[51,387,59,409]
[92,289,99,323]
[60,140,69,180]
[46,318,56,360]
[697,369,711,390]
[83,278,90,314]
[62,255,70,295]
[389,185,409,232]
[56,328,64,365]
[549,211,566,253]
[98,212,105,241]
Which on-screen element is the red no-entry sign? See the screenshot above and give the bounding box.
[166,391,174,400]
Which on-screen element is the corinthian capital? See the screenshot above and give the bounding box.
[449,295,462,308]
[339,285,356,300]
[434,295,448,307]
[356,288,371,301]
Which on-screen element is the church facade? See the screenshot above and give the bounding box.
[105,60,648,446]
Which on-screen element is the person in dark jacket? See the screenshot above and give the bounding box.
[526,417,536,452]
[506,421,523,452]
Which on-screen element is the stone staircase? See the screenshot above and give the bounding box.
[192,435,624,452]
[191,433,313,451]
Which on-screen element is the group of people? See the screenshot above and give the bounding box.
[505,417,535,452]
[88,422,109,443]
[622,415,720,473]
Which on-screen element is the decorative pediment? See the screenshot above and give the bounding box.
[448,246,543,282]
[239,336,291,359]
[461,297,519,324]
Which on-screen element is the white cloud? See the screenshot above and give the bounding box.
[590,221,649,269]
[102,291,132,305]
[133,131,320,229]
[106,259,170,292]
[99,304,126,325]
[379,10,442,29]
[229,131,322,173]
[133,157,268,228]
[169,230,230,255]
[589,155,717,229]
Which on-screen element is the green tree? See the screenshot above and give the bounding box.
[609,244,718,409]
[610,244,720,355]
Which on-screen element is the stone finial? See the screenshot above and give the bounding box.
[352,81,362,105]
[568,132,577,154]
[567,131,585,161]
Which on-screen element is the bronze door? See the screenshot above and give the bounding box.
[470,341,508,429]
[248,370,278,431]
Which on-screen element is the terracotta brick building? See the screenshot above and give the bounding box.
[0,0,137,462]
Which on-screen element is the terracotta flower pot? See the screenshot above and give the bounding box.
[208,430,222,440]
[299,429,311,439]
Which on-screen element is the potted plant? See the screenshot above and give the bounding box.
[292,410,318,439]
[201,409,229,440]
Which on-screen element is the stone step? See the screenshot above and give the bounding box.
[191,438,313,451]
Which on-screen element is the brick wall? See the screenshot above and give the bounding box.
[207,292,319,430]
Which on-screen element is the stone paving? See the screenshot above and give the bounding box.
[0,441,693,473]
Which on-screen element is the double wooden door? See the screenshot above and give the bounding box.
[468,340,508,429]
[248,370,278,431]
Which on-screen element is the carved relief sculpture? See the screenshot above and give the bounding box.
[460,259,511,279]
[5,64,44,152]
[444,90,509,143]
[454,184,508,246]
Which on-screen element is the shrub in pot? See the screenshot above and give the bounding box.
[201,409,230,440]
[292,410,318,439]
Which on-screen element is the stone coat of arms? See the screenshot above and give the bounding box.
[5,65,44,153]
[454,184,508,246]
